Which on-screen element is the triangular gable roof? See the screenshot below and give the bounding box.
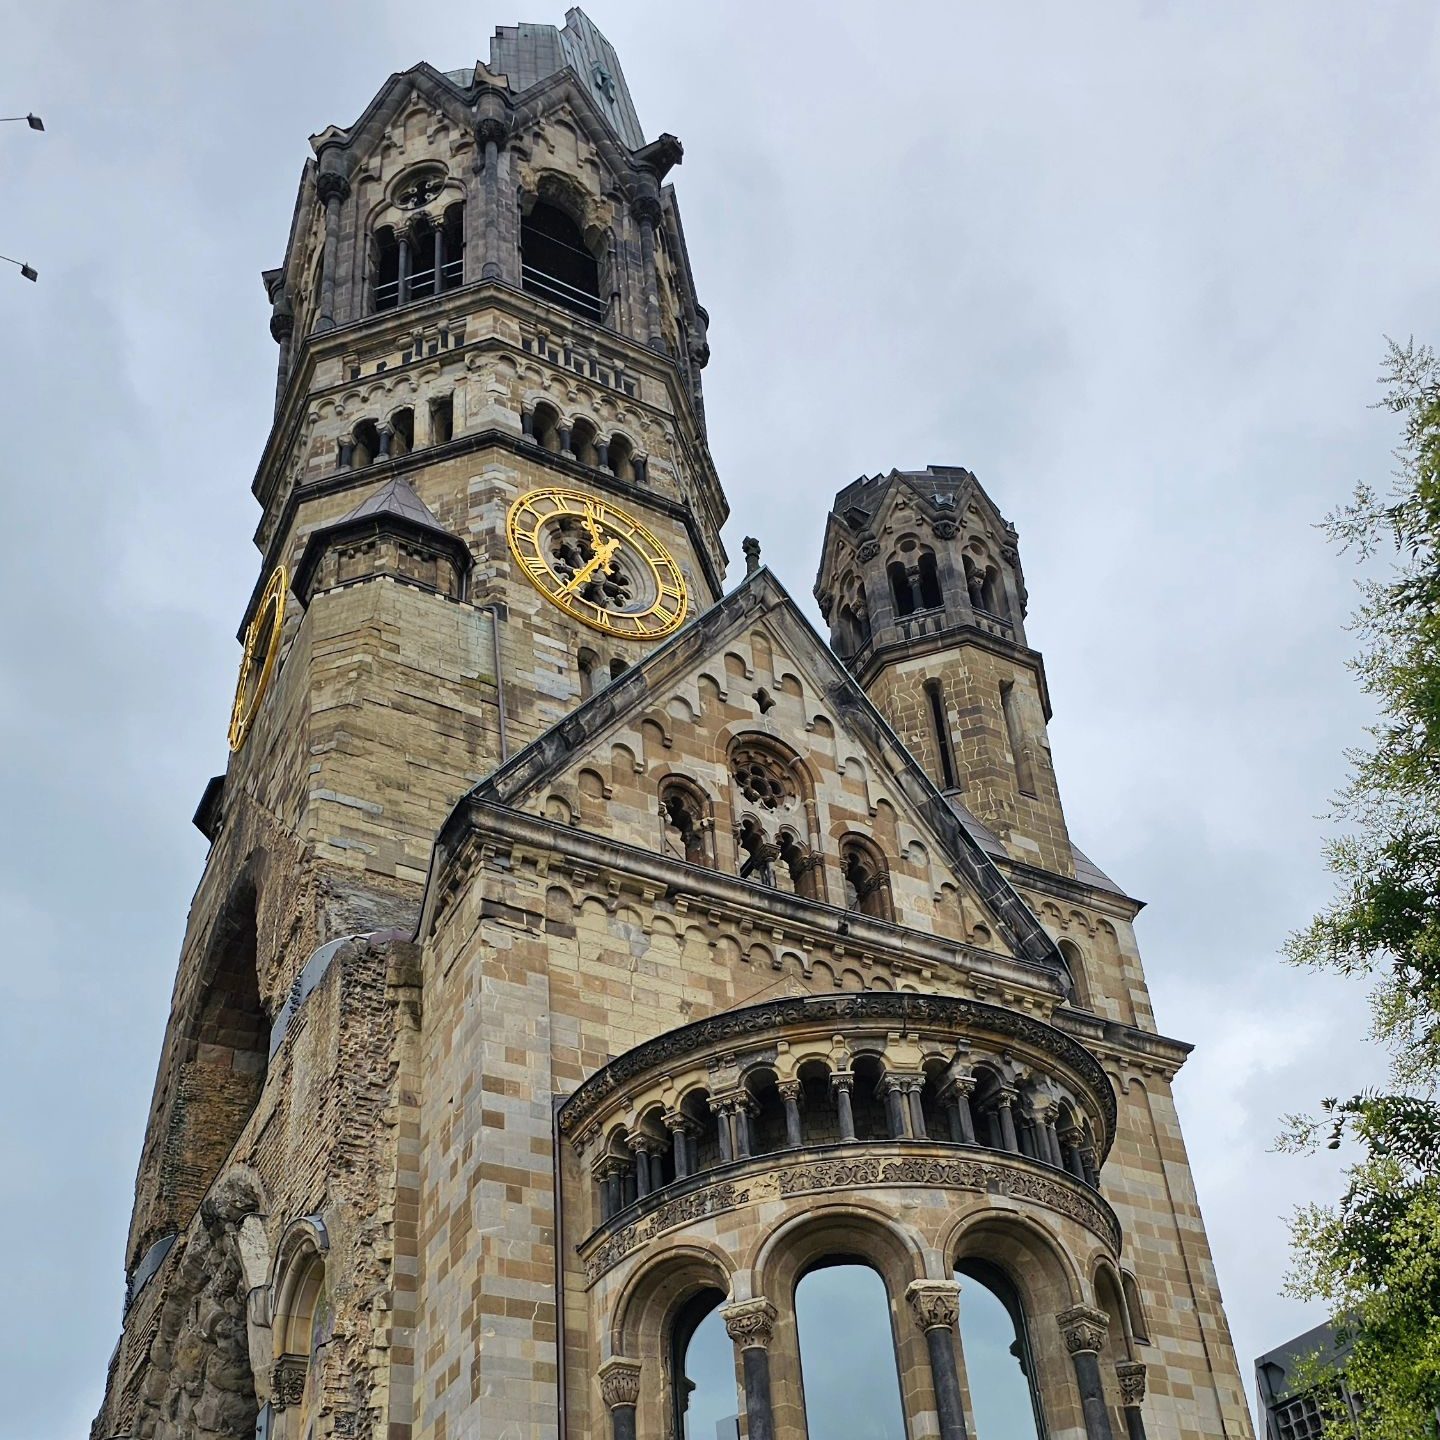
[342,475,449,529]
[444,568,1065,976]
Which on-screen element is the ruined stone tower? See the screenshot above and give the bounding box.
[93,13,1253,1440]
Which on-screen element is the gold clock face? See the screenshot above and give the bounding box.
[507,488,689,639]
[228,565,288,752]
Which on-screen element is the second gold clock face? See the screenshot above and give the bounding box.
[507,488,689,639]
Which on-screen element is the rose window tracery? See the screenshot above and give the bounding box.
[730,744,795,810]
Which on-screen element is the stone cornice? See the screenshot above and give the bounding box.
[1051,1007,1193,1078]
[255,279,720,523]
[1001,855,1144,917]
[557,991,1116,1145]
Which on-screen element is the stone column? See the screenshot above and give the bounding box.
[734,1097,755,1159]
[664,1111,696,1179]
[907,1282,967,1440]
[832,1072,856,1141]
[1057,1306,1115,1440]
[1081,1146,1101,1189]
[631,1133,667,1198]
[1061,1127,1088,1180]
[315,170,350,332]
[942,1077,977,1144]
[595,1157,625,1221]
[882,1078,910,1139]
[710,1095,734,1163]
[1116,1362,1147,1440]
[722,1299,778,1440]
[268,298,294,413]
[904,1079,927,1139]
[475,86,512,282]
[778,1080,803,1148]
[376,424,393,461]
[995,1091,1020,1153]
[598,1357,643,1440]
[632,189,666,353]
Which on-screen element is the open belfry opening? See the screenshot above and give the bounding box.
[94,11,1253,1440]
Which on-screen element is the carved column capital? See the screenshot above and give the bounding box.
[722,1297,777,1350]
[1116,1361,1147,1406]
[316,170,351,206]
[598,1357,643,1410]
[776,1079,802,1102]
[1056,1304,1109,1355]
[906,1280,961,1332]
[627,1129,668,1157]
[830,1070,855,1095]
[271,1353,308,1410]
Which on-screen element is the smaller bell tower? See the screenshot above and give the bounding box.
[815,465,1074,876]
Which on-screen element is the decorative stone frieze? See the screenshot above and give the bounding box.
[579,1144,1121,1282]
[722,1298,778,1349]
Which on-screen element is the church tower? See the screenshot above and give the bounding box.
[94,14,1253,1440]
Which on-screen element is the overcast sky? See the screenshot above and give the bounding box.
[4,3,1436,1437]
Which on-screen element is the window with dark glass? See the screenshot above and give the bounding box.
[795,1262,906,1440]
[955,1260,1044,1440]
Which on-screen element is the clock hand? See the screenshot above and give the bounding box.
[560,536,620,596]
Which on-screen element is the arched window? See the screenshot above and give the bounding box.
[660,777,711,868]
[352,419,381,468]
[955,1260,1044,1440]
[1121,1270,1150,1344]
[571,416,600,467]
[274,1244,332,1440]
[389,407,414,458]
[530,401,561,453]
[778,829,821,900]
[521,200,603,320]
[372,200,463,313]
[848,1055,890,1141]
[736,814,775,886]
[429,393,454,444]
[610,657,630,681]
[578,647,599,699]
[745,1069,788,1156]
[888,560,916,617]
[917,551,943,610]
[608,432,637,482]
[1057,938,1093,1010]
[840,836,893,921]
[672,1289,739,1440]
[182,881,268,1202]
[795,1262,906,1440]
[981,567,1005,618]
[373,225,401,312]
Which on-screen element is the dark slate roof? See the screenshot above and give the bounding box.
[944,794,1007,858]
[484,8,645,148]
[341,476,452,533]
[1071,843,1122,894]
[1255,1320,1352,1404]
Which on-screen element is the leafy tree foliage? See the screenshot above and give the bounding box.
[1282,340,1440,1439]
